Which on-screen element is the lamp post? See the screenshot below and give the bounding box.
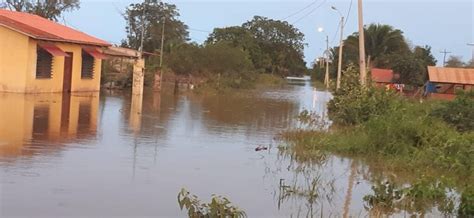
[318,27,330,89]
[332,6,344,90]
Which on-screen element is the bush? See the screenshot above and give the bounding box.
[177,188,246,218]
[327,65,397,125]
[431,90,474,132]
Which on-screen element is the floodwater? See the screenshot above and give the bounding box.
[0,82,454,217]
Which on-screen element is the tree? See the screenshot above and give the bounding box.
[392,54,426,86]
[206,16,307,76]
[342,24,410,68]
[5,0,79,21]
[445,56,465,68]
[465,59,474,68]
[413,45,437,67]
[124,0,188,53]
[242,16,306,76]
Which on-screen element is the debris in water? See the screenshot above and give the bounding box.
[255,145,268,151]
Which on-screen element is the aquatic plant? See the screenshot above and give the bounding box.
[363,178,460,216]
[177,188,247,218]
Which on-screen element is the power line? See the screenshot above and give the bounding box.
[344,0,353,27]
[188,28,212,33]
[292,0,328,25]
[282,0,322,20]
[330,20,341,45]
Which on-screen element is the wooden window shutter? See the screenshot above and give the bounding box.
[36,47,53,78]
[81,50,95,79]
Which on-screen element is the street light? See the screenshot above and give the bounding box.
[468,43,474,62]
[332,6,345,90]
[318,27,330,89]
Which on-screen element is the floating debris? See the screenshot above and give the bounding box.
[255,145,268,152]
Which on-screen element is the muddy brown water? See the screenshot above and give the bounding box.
[0,82,452,217]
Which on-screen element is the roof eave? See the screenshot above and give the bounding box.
[0,23,111,47]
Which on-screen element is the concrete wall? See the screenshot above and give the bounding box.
[0,26,103,93]
[0,26,29,92]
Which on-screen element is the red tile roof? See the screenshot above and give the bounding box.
[428,66,474,85]
[0,9,111,47]
[371,68,394,83]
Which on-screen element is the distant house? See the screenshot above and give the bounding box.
[0,9,111,93]
[371,68,396,86]
[427,66,474,99]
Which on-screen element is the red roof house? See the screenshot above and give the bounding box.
[371,68,395,85]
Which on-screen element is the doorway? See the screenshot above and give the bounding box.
[63,52,73,92]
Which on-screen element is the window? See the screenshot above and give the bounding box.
[36,47,53,78]
[81,49,95,79]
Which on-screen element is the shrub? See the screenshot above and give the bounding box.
[431,90,474,132]
[327,64,397,125]
[177,188,246,218]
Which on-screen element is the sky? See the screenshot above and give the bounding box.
[59,0,473,66]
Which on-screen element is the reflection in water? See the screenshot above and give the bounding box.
[0,82,456,217]
[0,93,99,158]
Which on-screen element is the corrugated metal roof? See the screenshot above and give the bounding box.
[428,66,474,85]
[371,68,394,83]
[0,9,110,47]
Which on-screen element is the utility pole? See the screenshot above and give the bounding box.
[357,0,367,86]
[336,16,344,90]
[468,43,474,62]
[159,17,166,90]
[332,6,345,90]
[325,35,330,89]
[440,49,451,67]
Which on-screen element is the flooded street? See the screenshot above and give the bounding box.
[0,82,450,217]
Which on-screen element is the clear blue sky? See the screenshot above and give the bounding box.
[64,0,473,66]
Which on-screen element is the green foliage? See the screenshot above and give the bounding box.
[343,23,410,68]
[391,53,426,86]
[206,16,307,76]
[445,56,465,68]
[327,65,396,125]
[431,90,474,132]
[413,45,437,67]
[5,0,79,21]
[123,0,189,53]
[458,186,474,216]
[167,43,204,75]
[337,24,437,86]
[177,188,247,218]
[166,43,254,80]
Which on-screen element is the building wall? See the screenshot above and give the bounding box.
[24,41,102,93]
[0,26,103,93]
[0,26,29,92]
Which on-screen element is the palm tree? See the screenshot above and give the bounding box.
[341,24,410,69]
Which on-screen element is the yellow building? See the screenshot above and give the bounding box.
[0,9,111,93]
